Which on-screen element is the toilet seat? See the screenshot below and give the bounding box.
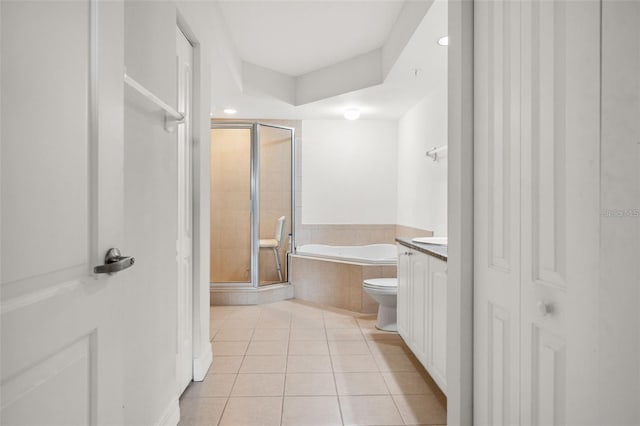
[363,278,397,294]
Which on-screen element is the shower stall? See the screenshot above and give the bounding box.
[210,122,294,288]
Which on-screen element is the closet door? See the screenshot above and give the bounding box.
[519,1,601,424]
[475,0,602,424]
[473,0,522,424]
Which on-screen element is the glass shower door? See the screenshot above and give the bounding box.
[210,127,253,284]
[257,124,293,285]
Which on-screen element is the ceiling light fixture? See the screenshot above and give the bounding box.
[344,108,361,120]
[223,108,237,114]
[437,36,449,46]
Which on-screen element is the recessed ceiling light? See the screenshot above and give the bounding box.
[437,36,449,46]
[344,108,361,120]
[223,108,237,114]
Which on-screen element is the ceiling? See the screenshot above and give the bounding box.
[217,1,404,77]
[211,0,448,120]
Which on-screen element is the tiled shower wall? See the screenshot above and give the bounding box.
[294,222,434,248]
[210,128,252,283]
[295,224,397,247]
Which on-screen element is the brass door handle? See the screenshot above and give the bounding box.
[94,248,135,274]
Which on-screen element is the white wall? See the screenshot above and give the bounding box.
[123,1,214,424]
[600,2,640,423]
[397,84,448,236]
[301,120,398,224]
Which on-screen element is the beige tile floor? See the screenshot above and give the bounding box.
[179,300,446,426]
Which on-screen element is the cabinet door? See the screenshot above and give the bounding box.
[410,251,429,365]
[396,245,411,339]
[428,257,448,392]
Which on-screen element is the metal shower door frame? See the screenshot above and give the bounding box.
[210,121,296,288]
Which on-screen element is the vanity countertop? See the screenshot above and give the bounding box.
[395,237,448,262]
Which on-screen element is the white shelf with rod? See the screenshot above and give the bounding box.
[124,71,184,132]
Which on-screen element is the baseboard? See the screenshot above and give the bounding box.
[192,343,212,381]
[156,397,180,426]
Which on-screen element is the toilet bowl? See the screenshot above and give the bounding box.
[362,278,398,332]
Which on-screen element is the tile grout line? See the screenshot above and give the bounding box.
[216,307,258,425]
[213,310,233,426]
[280,309,292,426]
[365,317,408,426]
[326,314,346,426]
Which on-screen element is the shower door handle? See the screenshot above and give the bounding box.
[94,248,135,274]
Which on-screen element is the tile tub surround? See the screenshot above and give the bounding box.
[290,255,397,313]
[295,224,434,248]
[295,224,397,247]
[179,300,447,426]
[395,225,434,240]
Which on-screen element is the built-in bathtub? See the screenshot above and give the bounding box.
[290,244,397,313]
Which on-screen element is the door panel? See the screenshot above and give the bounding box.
[410,253,428,363]
[1,336,92,425]
[396,246,410,338]
[428,257,447,391]
[1,1,90,284]
[487,304,512,426]
[527,0,568,289]
[474,0,521,424]
[530,327,566,426]
[520,1,601,424]
[1,1,125,424]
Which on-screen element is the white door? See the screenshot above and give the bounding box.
[1,2,126,425]
[176,27,194,393]
[473,0,522,423]
[474,1,601,425]
[519,1,600,424]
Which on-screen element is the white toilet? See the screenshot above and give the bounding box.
[362,278,398,331]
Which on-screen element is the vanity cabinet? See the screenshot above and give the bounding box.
[396,244,447,394]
